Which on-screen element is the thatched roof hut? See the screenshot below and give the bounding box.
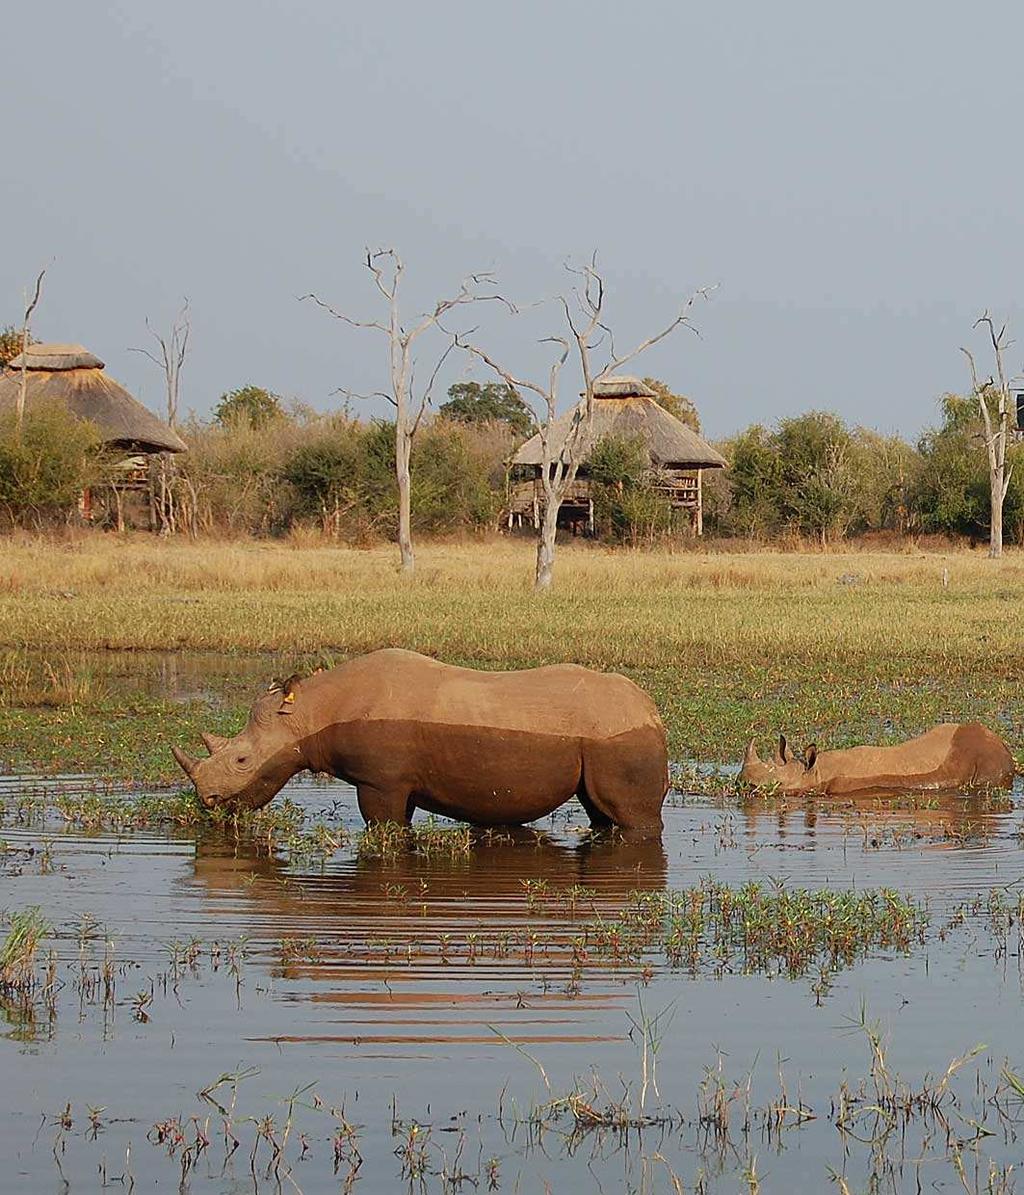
[0,343,186,454]
[508,376,724,536]
[512,376,726,470]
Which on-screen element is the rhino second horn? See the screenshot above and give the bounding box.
[201,732,229,755]
[172,745,198,779]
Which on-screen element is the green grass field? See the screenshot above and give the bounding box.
[1,535,1021,780]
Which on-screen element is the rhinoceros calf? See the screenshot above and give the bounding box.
[739,723,1014,796]
[173,649,668,833]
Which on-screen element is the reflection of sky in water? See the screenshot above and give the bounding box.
[4,778,1024,1191]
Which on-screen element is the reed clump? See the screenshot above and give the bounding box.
[576,881,927,979]
[0,906,51,989]
[357,821,474,861]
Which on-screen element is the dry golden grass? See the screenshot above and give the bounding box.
[0,533,1020,670]
[1,533,1022,775]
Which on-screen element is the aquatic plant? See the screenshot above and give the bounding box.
[0,906,50,988]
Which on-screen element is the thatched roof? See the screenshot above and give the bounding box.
[588,376,657,399]
[8,343,104,371]
[513,394,726,470]
[0,344,186,454]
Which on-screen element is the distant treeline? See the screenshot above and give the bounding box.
[0,378,1020,546]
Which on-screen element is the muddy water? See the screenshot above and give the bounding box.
[4,777,1024,1192]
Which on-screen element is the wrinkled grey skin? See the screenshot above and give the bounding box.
[173,690,310,812]
[739,734,817,790]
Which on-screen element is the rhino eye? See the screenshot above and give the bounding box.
[236,755,248,766]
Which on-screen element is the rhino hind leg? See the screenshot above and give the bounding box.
[576,789,615,830]
[579,729,668,835]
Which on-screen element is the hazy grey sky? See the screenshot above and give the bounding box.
[5,1,1024,438]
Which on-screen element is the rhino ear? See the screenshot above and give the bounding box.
[803,744,818,771]
[778,734,792,764]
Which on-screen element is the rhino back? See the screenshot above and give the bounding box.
[817,723,1011,793]
[311,649,660,741]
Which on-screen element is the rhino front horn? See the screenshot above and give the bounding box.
[172,745,198,780]
[201,732,229,755]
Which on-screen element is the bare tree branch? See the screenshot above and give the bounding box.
[15,267,46,438]
[333,387,396,407]
[456,257,711,589]
[305,248,495,573]
[130,300,190,427]
[298,293,389,334]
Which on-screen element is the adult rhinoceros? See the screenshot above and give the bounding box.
[739,723,1014,796]
[172,649,668,833]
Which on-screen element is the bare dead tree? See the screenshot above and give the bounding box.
[130,300,190,428]
[303,249,496,573]
[130,300,190,534]
[15,269,45,439]
[961,312,1015,559]
[457,258,710,590]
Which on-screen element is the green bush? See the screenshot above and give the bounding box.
[911,393,1024,543]
[175,414,305,534]
[175,412,508,540]
[589,433,672,544]
[0,400,106,523]
[715,413,921,543]
[213,385,286,429]
[411,420,503,531]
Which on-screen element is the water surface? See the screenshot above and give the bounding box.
[4,776,1024,1192]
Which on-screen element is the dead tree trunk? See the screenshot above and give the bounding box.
[130,303,189,535]
[535,490,561,590]
[395,414,415,570]
[304,250,493,574]
[962,313,1014,559]
[15,269,45,440]
[458,258,710,591]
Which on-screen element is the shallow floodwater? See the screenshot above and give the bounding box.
[4,775,1024,1192]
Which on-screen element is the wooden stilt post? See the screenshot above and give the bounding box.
[696,468,704,536]
[587,496,595,536]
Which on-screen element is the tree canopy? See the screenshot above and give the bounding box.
[642,377,700,432]
[440,381,534,438]
[0,326,32,369]
[213,385,285,428]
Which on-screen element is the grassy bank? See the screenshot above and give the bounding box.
[1,535,1022,780]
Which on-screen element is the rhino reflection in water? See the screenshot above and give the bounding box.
[190,830,668,940]
[737,788,1015,843]
[173,649,668,835]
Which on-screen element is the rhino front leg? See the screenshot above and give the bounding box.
[356,782,414,826]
